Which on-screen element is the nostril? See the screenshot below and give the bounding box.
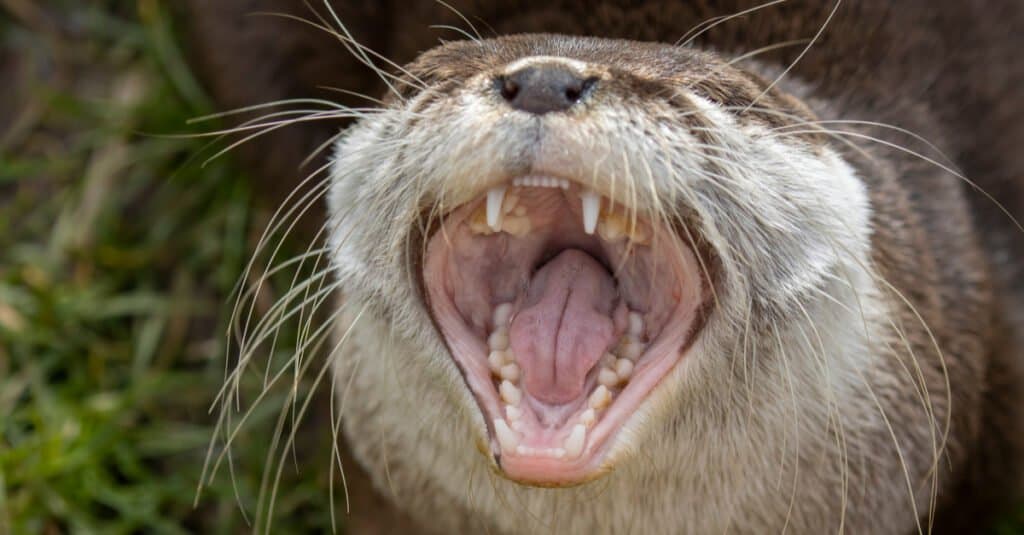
[564,77,598,103]
[499,76,520,102]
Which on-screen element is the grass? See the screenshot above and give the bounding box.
[1,1,338,533]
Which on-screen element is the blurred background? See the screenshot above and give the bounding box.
[1,1,1023,534]
[1,1,339,533]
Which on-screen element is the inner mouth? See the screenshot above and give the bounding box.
[423,175,704,485]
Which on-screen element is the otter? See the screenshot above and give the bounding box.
[185,1,1024,533]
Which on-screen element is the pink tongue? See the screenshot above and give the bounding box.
[509,249,617,405]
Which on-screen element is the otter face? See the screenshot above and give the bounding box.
[327,34,873,490]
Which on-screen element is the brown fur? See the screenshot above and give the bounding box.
[182,1,1024,532]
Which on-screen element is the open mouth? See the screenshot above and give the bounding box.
[423,175,706,485]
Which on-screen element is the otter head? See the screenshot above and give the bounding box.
[326,34,923,530]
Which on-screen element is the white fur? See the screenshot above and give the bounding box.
[323,52,945,534]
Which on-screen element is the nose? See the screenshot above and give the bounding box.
[498,65,596,115]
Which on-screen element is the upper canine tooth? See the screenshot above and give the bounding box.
[564,424,587,458]
[494,418,519,452]
[487,186,507,232]
[580,189,600,235]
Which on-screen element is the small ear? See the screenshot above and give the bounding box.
[181,0,390,195]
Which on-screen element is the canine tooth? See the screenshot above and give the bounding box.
[495,419,519,452]
[516,445,528,455]
[580,408,596,427]
[500,380,522,406]
[628,312,644,336]
[553,448,566,458]
[513,177,524,187]
[615,358,634,381]
[493,303,514,327]
[487,186,507,231]
[598,368,619,388]
[559,179,569,189]
[601,352,616,368]
[564,424,587,458]
[506,405,522,421]
[580,189,600,235]
[500,363,521,382]
[589,385,612,410]
[488,328,509,350]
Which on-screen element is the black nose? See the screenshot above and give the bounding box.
[498,65,596,115]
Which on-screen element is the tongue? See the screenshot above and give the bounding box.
[509,249,618,405]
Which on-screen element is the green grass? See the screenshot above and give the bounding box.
[1,2,338,533]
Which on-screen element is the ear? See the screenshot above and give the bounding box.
[181,0,390,194]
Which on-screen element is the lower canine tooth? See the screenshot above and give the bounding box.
[564,424,587,458]
[580,408,596,427]
[500,380,522,406]
[589,385,612,410]
[580,189,600,235]
[487,187,507,231]
[506,405,522,421]
[494,419,519,452]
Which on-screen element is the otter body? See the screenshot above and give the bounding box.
[187,2,1024,533]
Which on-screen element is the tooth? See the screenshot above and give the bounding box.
[488,350,508,373]
[488,328,509,351]
[513,177,524,187]
[500,380,522,405]
[601,352,616,368]
[487,187,507,231]
[564,424,587,458]
[493,303,513,327]
[615,358,634,381]
[598,368,619,388]
[559,179,569,189]
[500,362,521,382]
[580,408,596,427]
[628,312,644,337]
[506,405,522,421]
[580,189,600,234]
[589,385,612,410]
[553,448,566,459]
[494,419,519,452]
[501,216,532,236]
[620,340,644,361]
[502,193,519,214]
